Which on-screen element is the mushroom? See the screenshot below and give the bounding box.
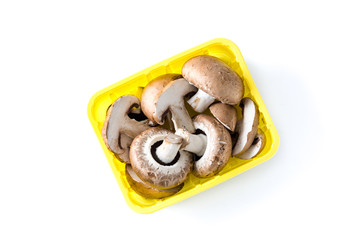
[232,98,259,156]
[130,127,193,189]
[125,165,183,199]
[141,74,182,126]
[237,132,265,159]
[102,95,150,163]
[113,134,133,163]
[178,114,232,177]
[152,114,232,178]
[182,55,244,113]
[209,102,237,132]
[153,78,197,133]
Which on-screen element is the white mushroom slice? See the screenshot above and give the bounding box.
[176,115,232,178]
[154,79,197,133]
[102,95,150,160]
[237,133,265,159]
[232,98,259,156]
[106,95,150,139]
[141,74,182,123]
[182,55,244,112]
[209,102,237,132]
[130,127,192,189]
[190,115,232,177]
[114,134,133,164]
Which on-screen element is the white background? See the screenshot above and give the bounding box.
[1,1,359,239]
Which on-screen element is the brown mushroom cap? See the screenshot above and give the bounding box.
[125,165,183,199]
[130,127,193,189]
[237,132,265,159]
[191,114,232,178]
[209,102,237,132]
[232,98,259,156]
[102,95,150,160]
[182,55,243,105]
[141,74,182,123]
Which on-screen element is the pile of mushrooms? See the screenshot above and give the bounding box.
[102,55,265,199]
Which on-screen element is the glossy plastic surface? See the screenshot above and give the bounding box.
[87,38,279,214]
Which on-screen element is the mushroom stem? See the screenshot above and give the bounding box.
[156,134,183,164]
[166,112,175,131]
[187,89,216,113]
[175,129,207,156]
[170,105,196,133]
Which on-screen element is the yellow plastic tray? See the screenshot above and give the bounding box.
[87,38,279,214]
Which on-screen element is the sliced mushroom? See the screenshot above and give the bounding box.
[154,78,197,133]
[161,114,232,178]
[182,55,244,112]
[185,114,232,177]
[113,134,133,163]
[232,98,259,156]
[125,165,183,199]
[209,102,237,132]
[237,132,265,159]
[141,74,182,126]
[102,95,150,163]
[130,127,193,189]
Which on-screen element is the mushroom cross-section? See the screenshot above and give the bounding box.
[157,114,232,178]
[182,55,244,113]
[209,102,237,132]
[154,78,197,133]
[182,114,232,178]
[237,132,265,159]
[129,127,193,189]
[141,74,182,126]
[102,95,150,163]
[112,134,133,163]
[232,98,259,156]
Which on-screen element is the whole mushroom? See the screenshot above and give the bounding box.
[125,165,184,199]
[102,95,150,163]
[182,55,244,113]
[130,127,193,189]
[232,98,259,157]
